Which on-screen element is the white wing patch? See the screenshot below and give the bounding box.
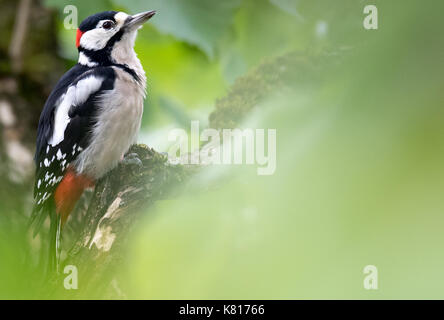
[49,76,103,146]
[74,77,102,105]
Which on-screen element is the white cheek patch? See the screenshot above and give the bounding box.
[80,28,116,51]
[49,76,103,146]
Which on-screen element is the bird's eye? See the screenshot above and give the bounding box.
[102,21,113,29]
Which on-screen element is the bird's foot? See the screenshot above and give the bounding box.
[121,152,143,172]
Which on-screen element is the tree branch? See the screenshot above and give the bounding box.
[56,145,190,297]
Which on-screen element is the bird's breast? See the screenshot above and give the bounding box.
[73,67,145,179]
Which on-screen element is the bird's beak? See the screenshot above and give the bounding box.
[124,10,156,30]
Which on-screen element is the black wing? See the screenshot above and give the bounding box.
[30,64,116,235]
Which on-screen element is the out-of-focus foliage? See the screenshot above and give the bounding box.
[123,0,444,299]
[116,0,242,59]
[1,0,443,299]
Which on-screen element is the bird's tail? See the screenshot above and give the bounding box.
[48,209,62,274]
[29,200,61,275]
[29,169,94,275]
[28,201,50,238]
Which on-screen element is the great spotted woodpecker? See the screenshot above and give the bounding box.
[29,10,156,271]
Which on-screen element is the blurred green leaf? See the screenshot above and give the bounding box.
[222,0,302,77]
[117,0,242,58]
[269,0,302,19]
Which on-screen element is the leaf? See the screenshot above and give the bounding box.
[115,0,242,59]
[269,0,302,20]
[224,0,302,73]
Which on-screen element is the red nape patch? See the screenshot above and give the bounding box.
[76,29,84,48]
[54,168,94,226]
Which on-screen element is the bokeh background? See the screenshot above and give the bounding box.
[0,0,444,299]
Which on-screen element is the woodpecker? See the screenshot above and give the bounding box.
[29,10,156,271]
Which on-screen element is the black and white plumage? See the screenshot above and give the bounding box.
[30,11,156,269]
[32,66,115,215]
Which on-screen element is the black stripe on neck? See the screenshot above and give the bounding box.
[111,63,141,83]
[79,30,140,83]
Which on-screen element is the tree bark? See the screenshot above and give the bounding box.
[59,145,190,298]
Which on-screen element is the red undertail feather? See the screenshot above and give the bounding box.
[54,168,94,225]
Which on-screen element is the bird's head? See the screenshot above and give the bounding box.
[76,10,156,66]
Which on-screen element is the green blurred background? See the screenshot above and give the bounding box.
[1,0,444,299]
